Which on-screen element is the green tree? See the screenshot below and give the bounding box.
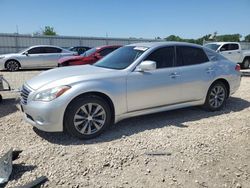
[42,26,57,36]
[244,34,250,42]
[165,35,183,42]
[216,34,241,42]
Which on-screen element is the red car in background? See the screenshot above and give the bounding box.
[58,45,121,66]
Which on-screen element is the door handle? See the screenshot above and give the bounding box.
[169,72,180,78]
[228,52,232,54]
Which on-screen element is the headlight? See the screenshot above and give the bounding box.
[0,56,5,59]
[33,86,71,102]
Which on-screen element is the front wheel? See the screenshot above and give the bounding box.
[204,82,227,111]
[64,95,112,139]
[5,60,20,71]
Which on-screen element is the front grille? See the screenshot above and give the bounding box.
[20,85,31,104]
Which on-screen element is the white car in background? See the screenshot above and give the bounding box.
[204,42,250,69]
[0,45,76,71]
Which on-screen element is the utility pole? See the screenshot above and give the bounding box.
[16,25,19,34]
[106,32,108,45]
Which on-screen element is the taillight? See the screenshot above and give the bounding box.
[235,64,241,71]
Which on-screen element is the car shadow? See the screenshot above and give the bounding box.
[0,98,19,118]
[33,97,250,145]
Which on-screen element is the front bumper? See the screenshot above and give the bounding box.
[20,99,65,132]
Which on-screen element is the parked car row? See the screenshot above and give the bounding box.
[0,45,121,71]
[20,42,241,139]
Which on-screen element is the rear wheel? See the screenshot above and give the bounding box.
[64,95,111,139]
[204,82,227,111]
[5,60,20,71]
[241,59,250,69]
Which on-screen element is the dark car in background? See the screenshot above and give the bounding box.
[68,46,91,55]
[58,45,121,67]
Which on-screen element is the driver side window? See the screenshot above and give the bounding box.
[144,47,174,69]
[28,47,45,54]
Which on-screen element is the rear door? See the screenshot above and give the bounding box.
[175,46,215,102]
[42,47,63,67]
[219,43,241,63]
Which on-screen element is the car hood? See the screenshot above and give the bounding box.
[58,55,83,63]
[0,53,20,58]
[26,65,116,90]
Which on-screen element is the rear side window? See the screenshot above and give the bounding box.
[44,47,62,53]
[176,46,209,66]
[145,47,174,69]
[230,44,239,50]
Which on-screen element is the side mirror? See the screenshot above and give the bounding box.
[136,60,156,72]
[23,51,29,56]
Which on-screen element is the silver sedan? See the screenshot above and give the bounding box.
[0,45,76,71]
[20,42,241,139]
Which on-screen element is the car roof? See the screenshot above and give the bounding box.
[205,42,239,45]
[127,42,203,48]
[96,45,122,49]
[29,45,63,49]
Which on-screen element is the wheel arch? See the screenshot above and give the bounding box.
[243,56,250,62]
[63,91,115,130]
[4,59,21,68]
[209,78,230,98]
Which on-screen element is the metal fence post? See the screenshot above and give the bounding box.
[15,34,19,53]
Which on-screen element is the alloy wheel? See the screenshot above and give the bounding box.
[208,85,226,108]
[73,103,106,135]
[6,61,19,71]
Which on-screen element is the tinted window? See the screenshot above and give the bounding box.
[44,47,62,53]
[220,44,230,51]
[145,47,174,68]
[28,47,45,54]
[99,48,116,56]
[176,46,209,66]
[230,44,239,50]
[220,44,239,51]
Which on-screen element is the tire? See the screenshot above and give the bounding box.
[64,95,112,139]
[241,59,250,69]
[0,95,2,103]
[5,60,20,71]
[204,82,227,111]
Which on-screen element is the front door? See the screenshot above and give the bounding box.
[127,46,183,112]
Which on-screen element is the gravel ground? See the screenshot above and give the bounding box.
[0,70,249,188]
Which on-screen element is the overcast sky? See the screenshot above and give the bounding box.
[0,0,249,39]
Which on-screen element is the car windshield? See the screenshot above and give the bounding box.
[94,46,147,70]
[204,44,220,51]
[81,48,97,57]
